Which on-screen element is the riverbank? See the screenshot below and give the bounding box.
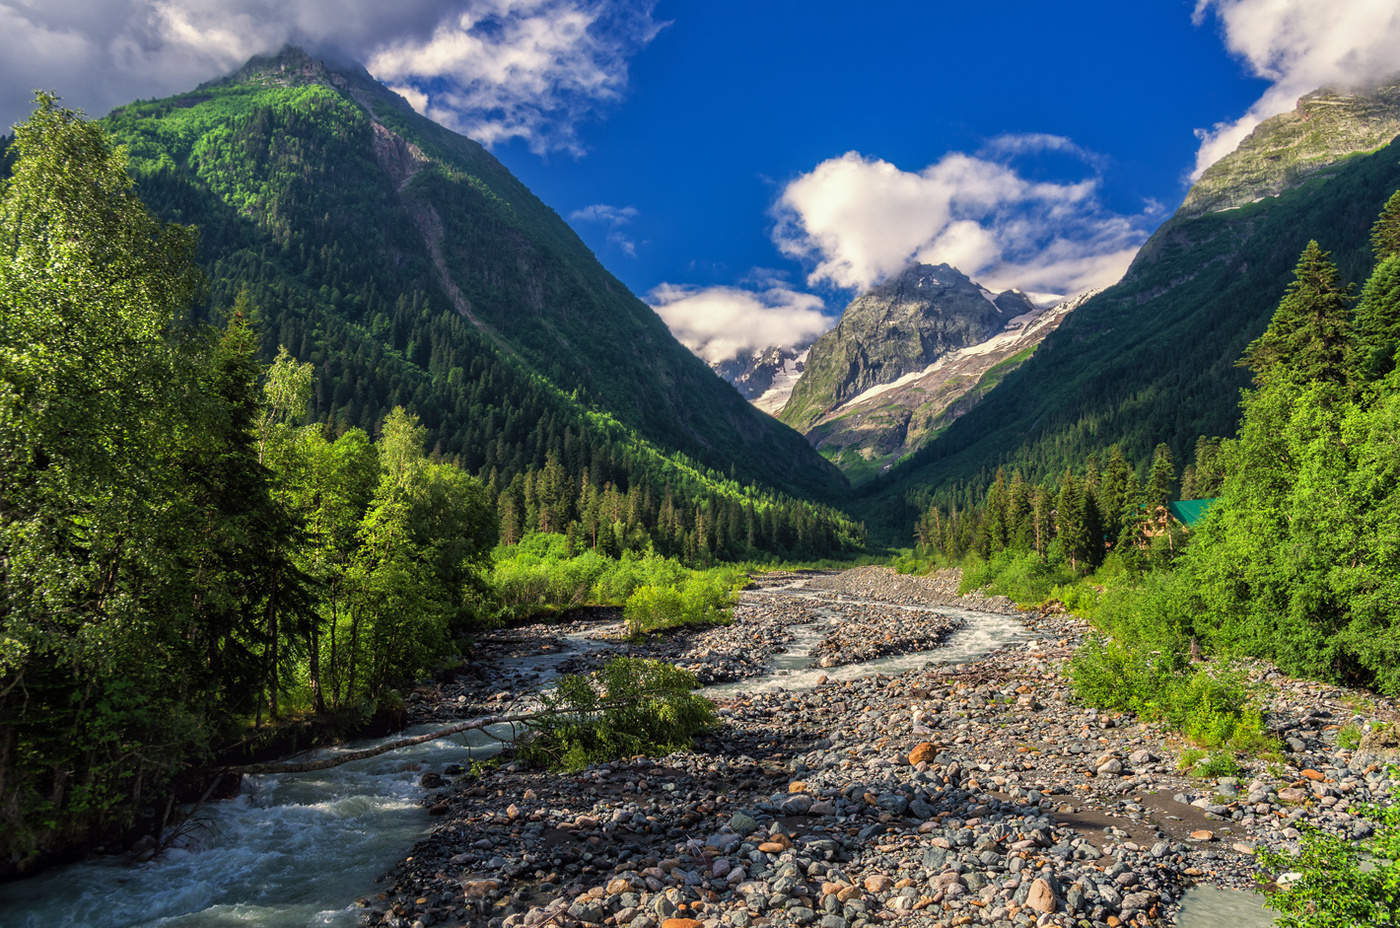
[360,567,1400,928]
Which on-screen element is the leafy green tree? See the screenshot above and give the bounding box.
[0,94,203,861]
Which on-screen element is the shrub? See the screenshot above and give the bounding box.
[1338,723,1363,750]
[523,657,716,770]
[1070,635,1276,754]
[624,574,734,636]
[1259,796,1400,927]
[1190,751,1245,779]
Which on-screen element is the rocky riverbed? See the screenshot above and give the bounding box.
[368,568,1400,928]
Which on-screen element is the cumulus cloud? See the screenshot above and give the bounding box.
[772,146,1150,298]
[569,202,639,255]
[650,282,833,365]
[0,0,661,154]
[1191,0,1400,177]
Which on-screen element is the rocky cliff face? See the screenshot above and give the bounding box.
[777,264,1035,434]
[1180,77,1400,218]
[805,290,1092,480]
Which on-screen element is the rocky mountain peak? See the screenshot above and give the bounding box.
[775,263,1036,432]
[1180,75,1400,218]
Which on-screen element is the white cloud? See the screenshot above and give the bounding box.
[650,282,833,365]
[569,202,639,255]
[569,203,638,223]
[0,1,662,154]
[1191,0,1400,177]
[772,148,1148,298]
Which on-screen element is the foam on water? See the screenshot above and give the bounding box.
[0,631,610,928]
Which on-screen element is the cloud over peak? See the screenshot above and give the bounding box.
[1190,0,1400,178]
[772,142,1150,298]
[650,282,832,365]
[0,0,663,154]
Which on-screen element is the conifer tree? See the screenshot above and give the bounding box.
[1372,189,1400,261]
[1241,240,1353,389]
[1147,443,1176,508]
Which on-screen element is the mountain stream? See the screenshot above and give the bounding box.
[0,587,1272,928]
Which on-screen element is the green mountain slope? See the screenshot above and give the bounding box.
[859,117,1400,539]
[101,48,846,504]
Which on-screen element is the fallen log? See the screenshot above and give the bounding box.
[228,711,536,775]
[226,693,658,776]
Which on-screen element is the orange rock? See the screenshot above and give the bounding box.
[908,742,937,766]
[1301,768,1325,781]
[662,920,704,928]
[757,841,785,854]
[864,874,893,893]
[789,781,809,793]
[1189,829,1214,841]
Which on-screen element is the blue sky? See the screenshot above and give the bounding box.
[475,0,1389,361]
[4,0,1397,363]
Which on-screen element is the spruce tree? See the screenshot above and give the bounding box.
[1372,189,1400,261]
[1351,254,1400,380]
[1147,443,1176,508]
[1241,241,1353,388]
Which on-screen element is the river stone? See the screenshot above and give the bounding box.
[730,812,759,835]
[908,743,936,766]
[1026,878,1058,914]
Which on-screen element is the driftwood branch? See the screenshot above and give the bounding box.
[226,692,664,776]
[227,711,538,775]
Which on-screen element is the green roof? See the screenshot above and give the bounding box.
[1168,498,1217,527]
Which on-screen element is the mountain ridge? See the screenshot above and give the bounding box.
[102,46,848,503]
[856,98,1400,538]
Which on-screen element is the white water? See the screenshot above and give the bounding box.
[0,633,608,928]
[0,725,499,928]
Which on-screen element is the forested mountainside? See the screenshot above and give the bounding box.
[857,96,1400,539]
[98,48,848,510]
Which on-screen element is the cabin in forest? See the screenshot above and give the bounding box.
[1136,498,1217,549]
[1167,498,1217,529]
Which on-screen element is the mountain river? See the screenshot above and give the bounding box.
[0,593,1273,928]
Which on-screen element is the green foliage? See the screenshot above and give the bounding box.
[1241,241,1353,388]
[1259,798,1400,927]
[1188,751,1245,780]
[623,575,735,637]
[487,533,747,636]
[1069,636,1273,753]
[523,657,716,771]
[1337,723,1363,751]
[958,549,1079,608]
